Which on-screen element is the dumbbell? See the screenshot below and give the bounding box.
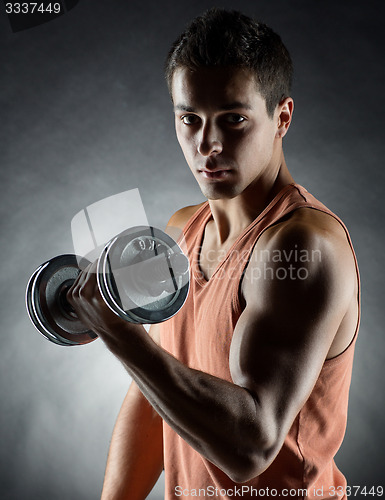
[26,226,190,346]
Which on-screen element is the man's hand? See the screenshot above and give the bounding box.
[66,261,147,355]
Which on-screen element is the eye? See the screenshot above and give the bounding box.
[225,114,246,124]
[181,114,200,125]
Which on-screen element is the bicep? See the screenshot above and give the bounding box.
[229,305,333,446]
[229,223,356,450]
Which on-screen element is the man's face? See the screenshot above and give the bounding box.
[172,66,281,200]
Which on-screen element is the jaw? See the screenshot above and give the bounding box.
[192,169,242,200]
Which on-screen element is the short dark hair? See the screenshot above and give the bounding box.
[165,8,293,117]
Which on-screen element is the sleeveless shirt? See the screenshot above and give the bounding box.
[160,183,360,499]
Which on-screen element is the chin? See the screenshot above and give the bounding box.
[200,183,240,200]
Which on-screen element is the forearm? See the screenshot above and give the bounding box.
[101,381,163,500]
[111,328,272,483]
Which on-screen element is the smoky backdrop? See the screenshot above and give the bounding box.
[1,0,384,498]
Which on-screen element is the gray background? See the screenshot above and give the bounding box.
[1,0,384,498]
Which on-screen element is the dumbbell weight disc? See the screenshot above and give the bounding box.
[26,254,98,346]
[97,226,190,324]
[26,264,71,346]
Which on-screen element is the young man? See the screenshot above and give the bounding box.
[68,9,360,499]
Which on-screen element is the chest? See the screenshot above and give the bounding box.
[198,224,239,281]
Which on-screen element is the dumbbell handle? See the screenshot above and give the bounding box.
[57,280,78,319]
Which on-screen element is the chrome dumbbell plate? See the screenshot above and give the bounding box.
[26,254,97,346]
[97,226,190,324]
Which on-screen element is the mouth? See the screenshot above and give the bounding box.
[198,167,232,180]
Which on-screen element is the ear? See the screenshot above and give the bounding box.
[275,97,294,139]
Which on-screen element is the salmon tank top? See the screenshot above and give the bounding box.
[160,184,360,500]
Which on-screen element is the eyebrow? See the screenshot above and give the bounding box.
[173,102,253,112]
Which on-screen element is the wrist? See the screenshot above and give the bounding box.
[100,320,154,366]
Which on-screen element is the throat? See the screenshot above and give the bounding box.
[207,203,255,245]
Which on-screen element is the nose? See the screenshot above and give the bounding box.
[197,123,223,156]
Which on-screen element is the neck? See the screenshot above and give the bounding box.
[208,156,294,245]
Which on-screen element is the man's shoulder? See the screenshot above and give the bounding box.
[260,206,348,253]
[166,203,207,231]
[247,206,356,290]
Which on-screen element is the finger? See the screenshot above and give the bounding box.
[85,259,98,278]
[81,260,98,289]
[76,260,100,300]
[76,260,97,286]
[69,265,88,293]
[67,262,93,304]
